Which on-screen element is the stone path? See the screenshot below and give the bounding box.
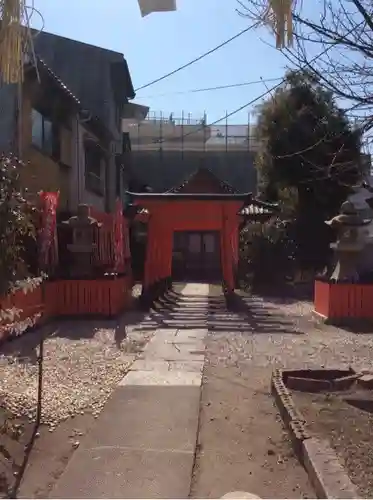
[50,283,209,499]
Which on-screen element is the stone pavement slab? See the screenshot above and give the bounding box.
[119,369,202,386]
[50,447,193,499]
[130,359,204,373]
[65,386,201,452]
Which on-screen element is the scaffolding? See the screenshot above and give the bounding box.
[129,110,260,153]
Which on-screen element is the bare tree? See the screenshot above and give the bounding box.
[238,0,373,133]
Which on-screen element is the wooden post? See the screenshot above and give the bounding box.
[231,217,239,282]
[167,228,173,278]
[220,205,227,291]
[221,206,235,293]
[143,217,155,292]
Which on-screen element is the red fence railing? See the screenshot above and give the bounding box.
[314,280,373,320]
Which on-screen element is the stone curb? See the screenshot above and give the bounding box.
[271,369,360,499]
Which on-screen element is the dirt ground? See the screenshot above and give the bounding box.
[190,284,373,499]
[292,387,373,499]
[190,286,314,499]
[0,408,96,498]
[190,362,314,499]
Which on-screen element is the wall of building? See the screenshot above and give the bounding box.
[4,84,126,216]
[69,121,106,212]
[20,91,72,211]
[20,98,110,214]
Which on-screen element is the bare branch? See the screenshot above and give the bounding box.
[239,0,373,130]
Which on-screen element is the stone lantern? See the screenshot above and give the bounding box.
[325,200,372,282]
[62,204,102,278]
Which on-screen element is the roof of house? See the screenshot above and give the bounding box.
[128,150,258,194]
[26,56,81,106]
[32,30,135,129]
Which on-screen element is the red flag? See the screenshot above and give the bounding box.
[39,191,59,268]
[113,200,124,272]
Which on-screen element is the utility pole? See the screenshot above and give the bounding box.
[181,109,184,160]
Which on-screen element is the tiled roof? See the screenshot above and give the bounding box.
[240,204,273,216]
[239,199,278,217]
[36,57,81,106]
[169,166,237,194]
[32,30,135,133]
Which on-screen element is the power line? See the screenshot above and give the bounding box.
[181,86,282,140]
[134,23,258,92]
[151,35,356,146]
[136,77,283,98]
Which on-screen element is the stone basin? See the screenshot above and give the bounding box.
[283,368,357,393]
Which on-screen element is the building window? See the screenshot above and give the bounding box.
[85,141,104,196]
[31,109,60,159]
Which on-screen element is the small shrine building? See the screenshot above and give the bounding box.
[128,167,275,295]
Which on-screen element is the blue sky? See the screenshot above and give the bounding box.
[30,0,294,125]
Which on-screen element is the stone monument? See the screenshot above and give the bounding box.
[348,183,373,276]
[62,204,102,278]
[325,200,372,282]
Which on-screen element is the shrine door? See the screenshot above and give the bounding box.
[172,231,221,282]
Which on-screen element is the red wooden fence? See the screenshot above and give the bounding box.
[1,277,133,341]
[1,202,134,342]
[314,280,373,320]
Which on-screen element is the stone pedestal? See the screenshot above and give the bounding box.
[63,204,102,278]
[329,241,363,282]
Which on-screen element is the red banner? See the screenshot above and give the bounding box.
[113,199,125,272]
[39,191,59,269]
[123,219,131,259]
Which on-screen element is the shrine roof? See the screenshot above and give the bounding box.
[168,166,237,194]
[126,191,252,201]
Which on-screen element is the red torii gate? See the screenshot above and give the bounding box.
[128,191,254,295]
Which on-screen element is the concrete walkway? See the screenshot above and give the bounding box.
[50,283,209,499]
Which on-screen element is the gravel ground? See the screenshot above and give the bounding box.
[224,291,373,371]
[0,299,154,497]
[292,389,373,499]
[191,285,373,498]
[0,313,151,428]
